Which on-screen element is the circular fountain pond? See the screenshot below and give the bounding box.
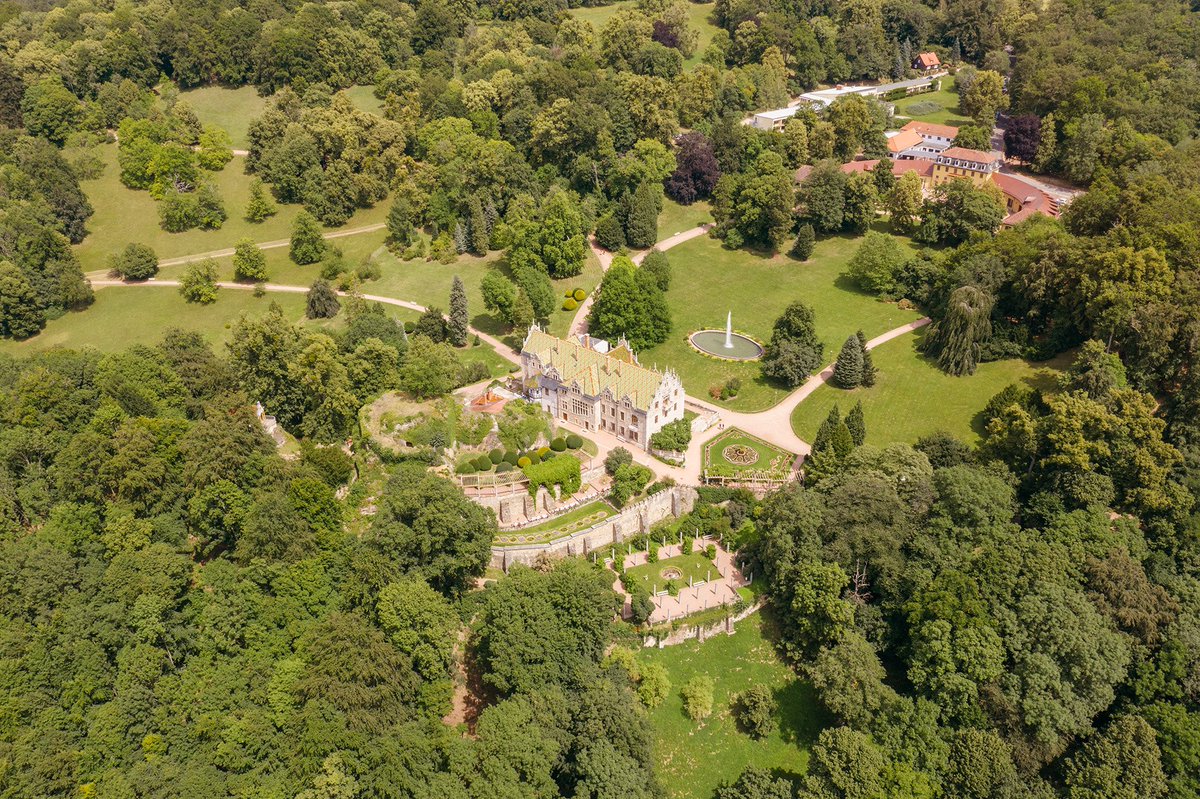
[689,330,764,361]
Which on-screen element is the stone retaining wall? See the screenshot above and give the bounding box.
[642,602,762,648]
[489,486,698,570]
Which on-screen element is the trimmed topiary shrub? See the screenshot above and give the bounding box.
[495,462,513,473]
[563,297,578,311]
[550,437,567,452]
[503,451,519,466]
[517,456,532,468]
[537,446,551,458]
[489,448,504,464]
[473,455,492,471]
[565,434,583,450]
[456,461,476,474]
[527,451,542,464]
[573,288,586,301]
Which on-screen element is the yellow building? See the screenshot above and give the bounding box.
[930,147,1001,187]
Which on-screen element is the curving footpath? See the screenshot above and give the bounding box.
[89,222,930,483]
[90,278,522,366]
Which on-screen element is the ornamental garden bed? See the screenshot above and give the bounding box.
[702,428,793,480]
[623,553,720,594]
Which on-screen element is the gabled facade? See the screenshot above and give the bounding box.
[520,327,684,451]
[914,52,941,73]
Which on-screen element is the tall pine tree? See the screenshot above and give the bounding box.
[832,335,864,388]
[857,330,877,386]
[790,224,816,261]
[624,182,660,249]
[846,401,866,446]
[448,276,469,347]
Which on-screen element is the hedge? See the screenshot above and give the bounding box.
[565,434,583,450]
[550,437,567,452]
[523,454,582,497]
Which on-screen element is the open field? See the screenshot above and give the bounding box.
[891,76,970,127]
[71,144,392,273]
[176,86,267,149]
[790,328,1069,445]
[637,612,823,799]
[343,85,384,116]
[639,229,922,411]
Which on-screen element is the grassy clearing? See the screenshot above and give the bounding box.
[342,85,384,116]
[624,552,717,589]
[0,286,309,355]
[657,199,712,237]
[493,499,618,545]
[71,144,391,273]
[176,86,267,149]
[639,228,922,411]
[891,76,970,127]
[567,2,719,69]
[790,327,1069,446]
[637,612,823,799]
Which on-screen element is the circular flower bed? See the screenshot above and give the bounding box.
[660,567,683,580]
[722,444,759,466]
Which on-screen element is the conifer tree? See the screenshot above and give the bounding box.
[468,197,490,255]
[511,288,535,332]
[453,221,468,254]
[831,421,855,457]
[832,335,864,388]
[290,210,326,265]
[448,276,469,347]
[790,224,815,261]
[846,401,866,446]
[812,405,841,453]
[857,330,877,386]
[624,182,659,249]
[306,279,340,319]
[244,178,277,222]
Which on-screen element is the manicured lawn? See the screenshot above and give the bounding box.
[0,286,310,355]
[493,499,617,546]
[790,327,1069,446]
[703,428,793,477]
[624,552,718,590]
[639,229,922,411]
[657,199,712,238]
[176,86,268,149]
[891,76,971,127]
[637,612,824,799]
[369,246,603,344]
[71,144,392,273]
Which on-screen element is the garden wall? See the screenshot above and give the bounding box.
[489,486,698,570]
[643,602,762,648]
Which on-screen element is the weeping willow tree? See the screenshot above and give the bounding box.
[924,285,994,376]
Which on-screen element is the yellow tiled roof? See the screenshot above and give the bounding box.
[522,329,665,411]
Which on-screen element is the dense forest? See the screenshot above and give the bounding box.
[1,0,1199,796]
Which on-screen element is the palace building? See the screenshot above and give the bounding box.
[520,327,684,451]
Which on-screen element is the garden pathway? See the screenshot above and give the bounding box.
[88,224,930,482]
[89,278,523,367]
[570,223,714,337]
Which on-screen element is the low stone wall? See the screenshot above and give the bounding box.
[489,486,698,570]
[643,602,762,648]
